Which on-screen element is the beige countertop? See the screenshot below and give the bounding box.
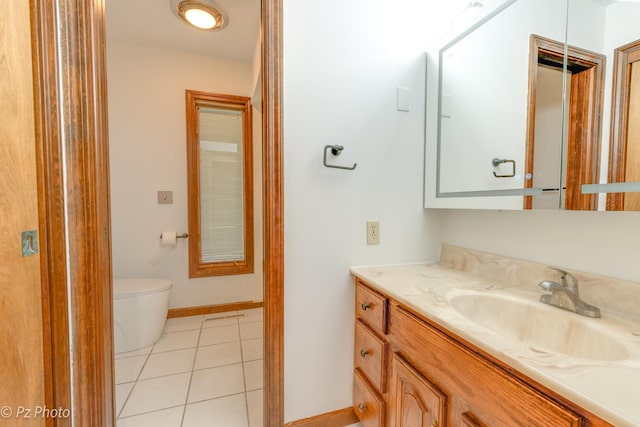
[351,246,640,427]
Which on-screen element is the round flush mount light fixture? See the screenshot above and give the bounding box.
[173,0,225,31]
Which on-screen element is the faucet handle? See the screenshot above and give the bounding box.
[548,267,578,289]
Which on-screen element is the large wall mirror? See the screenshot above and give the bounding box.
[425,0,640,211]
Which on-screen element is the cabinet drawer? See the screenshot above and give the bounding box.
[356,281,388,334]
[355,320,387,393]
[354,368,385,427]
[391,306,583,427]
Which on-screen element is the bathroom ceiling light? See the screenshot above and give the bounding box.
[175,0,224,31]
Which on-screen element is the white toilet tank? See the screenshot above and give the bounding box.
[113,278,172,354]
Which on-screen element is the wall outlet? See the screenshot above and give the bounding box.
[367,221,380,245]
[157,191,173,205]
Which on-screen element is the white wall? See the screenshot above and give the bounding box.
[107,41,263,308]
[283,0,442,421]
[438,209,640,283]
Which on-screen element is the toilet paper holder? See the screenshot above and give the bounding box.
[159,233,188,239]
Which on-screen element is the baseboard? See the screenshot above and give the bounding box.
[284,407,358,427]
[167,301,263,318]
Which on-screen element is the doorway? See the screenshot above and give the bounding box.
[608,38,640,210]
[30,0,283,425]
[524,35,605,210]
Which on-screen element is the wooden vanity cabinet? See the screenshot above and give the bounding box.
[353,278,612,427]
[354,282,389,427]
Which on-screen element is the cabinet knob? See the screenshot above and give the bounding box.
[358,403,366,413]
[361,303,372,311]
[360,349,370,358]
[431,420,438,427]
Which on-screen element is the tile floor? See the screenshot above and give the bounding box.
[115,308,263,427]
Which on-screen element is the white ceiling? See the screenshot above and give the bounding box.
[105,0,260,63]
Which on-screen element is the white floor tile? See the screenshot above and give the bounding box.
[238,308,263,324]
[199,325,240,346]
[241,338,263,362]
[164,315,203,333]
[194,342,242,370]
[115,355,148,384]
[247,389,263,427]
[120,372,191,417]
[139,348,196,380]
[117,406,184,427]
[244,360,263,391]
[115,382,135,417]
[152,330,200,353]
[188,364,245,403]
[115,345,153,360]
[239,322,263,340]
[182,394,248,427]
[203,312,240,328]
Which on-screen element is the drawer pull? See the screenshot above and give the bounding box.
[360,349,370,358]
[361,303,372,311]
[358,403,366,413]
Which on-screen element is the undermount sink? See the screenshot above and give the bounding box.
[448,292,629,361]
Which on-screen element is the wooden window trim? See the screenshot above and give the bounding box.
[186,90,254,278]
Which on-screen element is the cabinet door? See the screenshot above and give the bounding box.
[390,353,447,427]
[392,306,584,426]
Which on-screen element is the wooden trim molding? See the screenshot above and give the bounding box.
[524,35,605,210]
[185,90,255,278]
[167,301,263,318]
[284,407,359,427]
[262,0,285,426]
[607,38,640,210]
[32,0,284,425]
[31,0,114,425]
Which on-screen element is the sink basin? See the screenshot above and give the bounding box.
[448,292,629,361]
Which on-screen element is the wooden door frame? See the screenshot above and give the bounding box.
[31,0,284,426]
[607,39,640,211]
[524,35,604,210]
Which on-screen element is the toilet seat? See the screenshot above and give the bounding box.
[113,278,172,299]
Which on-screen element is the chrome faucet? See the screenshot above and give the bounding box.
[538,267,601,318]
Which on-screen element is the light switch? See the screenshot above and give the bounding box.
[397,87,411,112]
[157,191,173,205]
[441,93,453,118]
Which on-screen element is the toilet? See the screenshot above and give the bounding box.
[113,278,172,354]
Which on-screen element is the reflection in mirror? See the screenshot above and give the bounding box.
[608,38,640,210]
[426,0,640,210]
[563,0,640,207]
[427,0,569,210]
[524,35,605,211]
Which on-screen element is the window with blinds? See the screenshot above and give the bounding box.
[186,91,254,277]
